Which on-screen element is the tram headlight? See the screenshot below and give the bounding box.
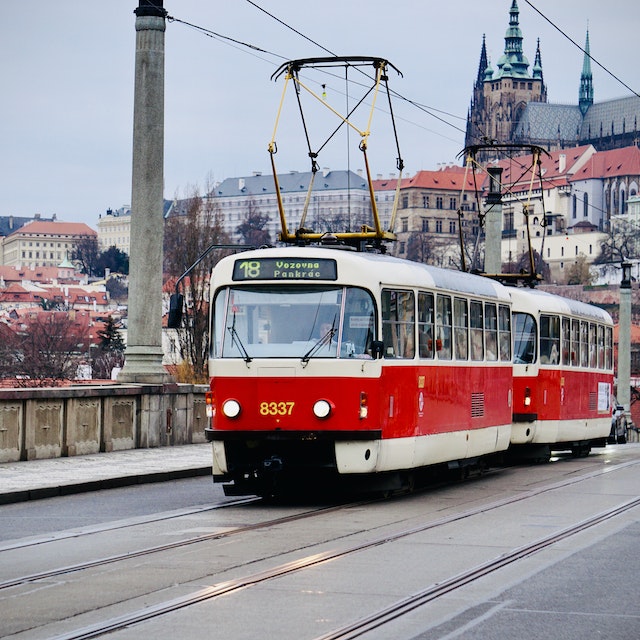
[222,399,241,419]
[313,399,332,419]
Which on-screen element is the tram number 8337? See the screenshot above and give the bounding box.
[260,401,295,416]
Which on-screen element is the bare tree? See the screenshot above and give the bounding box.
[596,217,640,264]
[164,180,230,382]
[6,312,90,387]
[406,232,446,265]
[565,255,595,285]
[72,236,101,277]
[236,199,271,246]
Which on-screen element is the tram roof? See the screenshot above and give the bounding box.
[217,247,511,302]
[508,287,613,324]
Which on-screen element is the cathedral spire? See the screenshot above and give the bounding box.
[533,38,543,79]
[579,29,594,115]
[495,0,530,79]
[476,34,488,86]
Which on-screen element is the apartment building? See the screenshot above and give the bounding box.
[1,219,97,269]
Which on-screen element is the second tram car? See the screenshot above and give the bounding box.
[509,287,614,459]
[205,246,514,496]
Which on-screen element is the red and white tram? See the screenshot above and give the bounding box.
[205,246,514,496]
[509,287,614,459]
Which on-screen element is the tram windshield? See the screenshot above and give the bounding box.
[212,285,376,359]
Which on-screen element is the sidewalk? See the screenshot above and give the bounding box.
[0,444,212,505]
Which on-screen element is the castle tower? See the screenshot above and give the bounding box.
[465,1,547,159]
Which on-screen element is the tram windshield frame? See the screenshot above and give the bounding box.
[211,284,377,360]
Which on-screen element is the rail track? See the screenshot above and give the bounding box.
[2,456,636,640]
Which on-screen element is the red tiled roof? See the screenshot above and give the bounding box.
[569,145,640,181]
[6,220,96,237]
[0,265,79,284]
[401,166,476,191]
[498,145,595,191]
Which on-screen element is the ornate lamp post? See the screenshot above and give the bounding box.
[618,260,632,418]
[484,166,503,275]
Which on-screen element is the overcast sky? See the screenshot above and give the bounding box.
[1,1,637,226]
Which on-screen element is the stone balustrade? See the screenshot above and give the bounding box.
[0,383,208,463]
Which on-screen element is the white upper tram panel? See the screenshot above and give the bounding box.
[211,246,512,305]
[509,287,613,324]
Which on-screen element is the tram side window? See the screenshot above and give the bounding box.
[540,314,560,364]
[605,326,613,370]
[470,301,484,361]
[484,303,498,361]
[212,288,228,358]
[436,295,452,359]
[342,287,376,358]
[589,323,598,368]
[561,317,571,366]
[597,325,605,369]
[513,312,536,364]
[454,298,468,360]
[382,289,415,358]
[580,321,589,367]
[571,319,580,366]
[418,292,435,359]
[498,304,511,361]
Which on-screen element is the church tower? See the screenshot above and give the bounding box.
[578,30,594,115]
[465,0,547,158]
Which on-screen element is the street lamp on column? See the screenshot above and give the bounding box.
[618,259,632,422]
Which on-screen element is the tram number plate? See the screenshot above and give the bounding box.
[260,401,295,416]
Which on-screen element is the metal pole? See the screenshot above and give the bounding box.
[119,1,170,383]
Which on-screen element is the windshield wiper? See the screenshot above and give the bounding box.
[228,313,252,363]
[302,319,337,363]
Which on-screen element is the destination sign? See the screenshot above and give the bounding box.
[232,258,337,281]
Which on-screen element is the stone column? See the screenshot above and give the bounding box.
[618,261,632,415]
[484,166,503,275]
[119,1,171,383]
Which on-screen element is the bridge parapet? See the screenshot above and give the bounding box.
[0,384,208,463]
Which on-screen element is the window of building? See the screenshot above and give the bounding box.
[401,217,408,232]
[449,220,456,234]
[436,196,443,210]
[423,195,429,208]
[449,197,456,210]
[422,218,429,232]
[402,195,409,208]
[435,220,443,233]
[583,193,589,217]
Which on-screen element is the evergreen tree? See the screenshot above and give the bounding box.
[97,316,125,352]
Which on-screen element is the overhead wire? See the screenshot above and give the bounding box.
[152,0,637,155]
[523,0,640,99]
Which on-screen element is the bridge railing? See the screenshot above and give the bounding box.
[0,383,208,463]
